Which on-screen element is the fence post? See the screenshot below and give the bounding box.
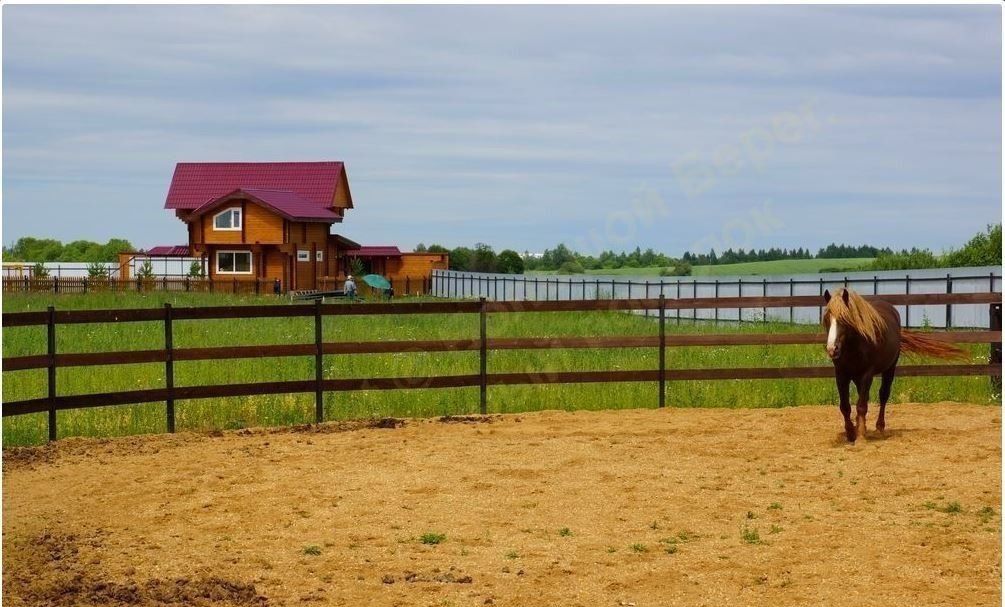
[904,274,911,328]
[945,273,953,329]
[818,278,823,321]
[873,275,879,295]
[788,278,794,324]
[83,278,88,294]
[991,303,1002,394]
[164,303,175,433]
[314,300,324,424]
[479,297,487,415]
[658,295,666,408]
[762,278,767,322]
[535,277,539,300]
[738,278,743,322]
[53,277,58,294]
[714,280,719,322]
[163,275,168,292]
[675,280,681,323]
[47,306,57,442]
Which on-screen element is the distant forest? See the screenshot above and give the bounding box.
[2,237,134,263]
[418,224,1002,275]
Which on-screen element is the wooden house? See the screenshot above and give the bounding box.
[161,161,447,292]
[164,162,361,291]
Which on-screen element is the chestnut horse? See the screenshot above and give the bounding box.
[822,287,965,442]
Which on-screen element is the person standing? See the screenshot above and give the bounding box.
[344,275,357,300]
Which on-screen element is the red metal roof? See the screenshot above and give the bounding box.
[189,189,342,222]
[347,246,402,257]
[164,162,347,210]
[146,245,190,256]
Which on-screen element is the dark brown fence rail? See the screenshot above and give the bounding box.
[3,292,1001,442]
[3,275,435,297]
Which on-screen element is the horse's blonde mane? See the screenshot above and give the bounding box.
[823,288,887,344]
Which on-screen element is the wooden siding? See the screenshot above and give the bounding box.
[199,205,284,245]
[388,254,449,278]
[245,204,284,244]
[333,170,351,208]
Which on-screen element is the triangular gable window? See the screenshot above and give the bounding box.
[214,208,242,231]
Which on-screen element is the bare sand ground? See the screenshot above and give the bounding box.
[3,403,1001,607]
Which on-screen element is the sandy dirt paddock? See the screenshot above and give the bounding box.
[3,403,1001,607]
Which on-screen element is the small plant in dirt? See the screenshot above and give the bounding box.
[649,520,660,530]
[746,511,757,520]
[505,550,519,559]
[675,531,699,543]
[664,544,678,555]
[740,526,762,545]
[979,506,996,523]
[558,527,572,537]
[630,543,648,553]
[768,502,782,510]
[938,502,963,514]
[302,545,322,556]
[420,533,446,545]
[606,546,617,553]
[769,525,783,535]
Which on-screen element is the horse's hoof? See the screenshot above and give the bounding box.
[845,430,857,443]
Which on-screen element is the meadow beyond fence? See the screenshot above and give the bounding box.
[2,291,1001,444]
[433,266,1002,328]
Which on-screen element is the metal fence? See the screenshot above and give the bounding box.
[432,266,1003,328]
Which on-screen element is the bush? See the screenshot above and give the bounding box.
[32,262,49,279]
[659,261,692,276]
[496,249,524,274]
[136,259,155,279]
[86,262,108,279]
[557,261,585,274]
[188,261,205,278]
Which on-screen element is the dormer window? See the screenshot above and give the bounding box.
[213,208,242,231]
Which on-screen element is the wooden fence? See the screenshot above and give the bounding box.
[2,292,1001,442]
[2,275,435,297]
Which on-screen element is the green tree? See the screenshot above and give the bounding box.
[942,224,1001,267]
[496,249,524,274]
[426,244,450,253]
[471,243,497,273]
[449,247,472,271]
[86,261,108,279]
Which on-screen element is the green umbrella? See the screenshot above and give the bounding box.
[362,274,392,290]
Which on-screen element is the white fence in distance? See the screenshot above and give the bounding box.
[431,266,1003,329]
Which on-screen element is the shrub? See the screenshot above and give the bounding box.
[136,259,155,280]
[86,262,108,279]
[659,261,692,276]
[557,261,585,274]
[188,261,205,278]
[32,262,49,279]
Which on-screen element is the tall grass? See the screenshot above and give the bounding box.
[2,292,996,446]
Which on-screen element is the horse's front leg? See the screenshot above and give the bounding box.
[854,375,874,441]
[836,371,855,442]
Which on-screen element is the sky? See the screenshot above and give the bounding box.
[3,5,1002,256]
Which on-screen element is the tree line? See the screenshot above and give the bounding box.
[2,237,134,263]
[419,224,1001,275]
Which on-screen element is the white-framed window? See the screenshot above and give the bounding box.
[216,250,252,274]
[213,208,242,231]
[297,250,310,262]
[315,250,324,262]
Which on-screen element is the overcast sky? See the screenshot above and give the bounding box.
[3,5,1001,255]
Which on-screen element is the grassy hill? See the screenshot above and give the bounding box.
[528,257,874,277]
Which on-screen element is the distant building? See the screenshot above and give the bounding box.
[155,161,446,292]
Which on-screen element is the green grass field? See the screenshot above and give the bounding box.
[2,290,994,446]
[528,258,874,277]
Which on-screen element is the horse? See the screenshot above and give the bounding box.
[822,287,965,442]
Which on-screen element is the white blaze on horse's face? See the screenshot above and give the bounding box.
[826,317,841,359]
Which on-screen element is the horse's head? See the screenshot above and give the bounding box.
[822,288,850,360]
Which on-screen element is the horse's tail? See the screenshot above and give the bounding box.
[900,330,968,360]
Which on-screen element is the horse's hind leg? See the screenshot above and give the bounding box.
[877,363,897,433]
[854,375,873,441]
